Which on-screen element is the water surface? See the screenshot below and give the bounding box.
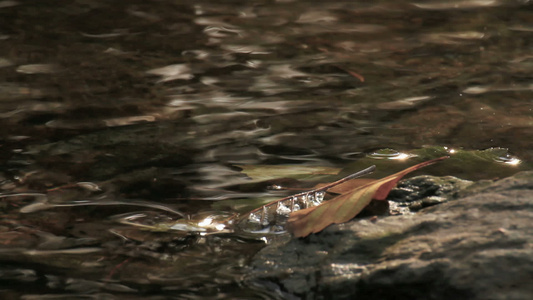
[0,0,531,298]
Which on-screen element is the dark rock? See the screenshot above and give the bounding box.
[250,171,533,300]
[388,175,474,213]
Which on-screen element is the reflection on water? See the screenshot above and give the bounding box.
[0,0,532,298]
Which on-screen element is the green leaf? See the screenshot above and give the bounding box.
[235,164,341,182]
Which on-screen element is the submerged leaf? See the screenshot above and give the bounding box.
[235,164,341,182]
[111,211,235,235]
[342,146,528,181]
[19,198,185,217]
[287,156,449,237]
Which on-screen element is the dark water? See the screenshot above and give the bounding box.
[0,0,532,299]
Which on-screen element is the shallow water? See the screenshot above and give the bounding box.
[0,0,532,298]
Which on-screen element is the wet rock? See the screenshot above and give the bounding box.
[388,175,474,212]
[250,171,533,300]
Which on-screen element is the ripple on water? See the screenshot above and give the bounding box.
[368,149,415,160]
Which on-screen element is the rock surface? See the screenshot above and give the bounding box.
[250,171,533,300]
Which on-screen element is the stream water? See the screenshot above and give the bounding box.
[0,0,532,299]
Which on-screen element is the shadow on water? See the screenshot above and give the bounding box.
[0,0,531,298]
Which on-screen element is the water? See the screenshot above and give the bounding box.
[0,0,532,298]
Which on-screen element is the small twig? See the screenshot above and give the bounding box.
[335,65,365,82]
[343,68,365,82]
[106,257,132,280]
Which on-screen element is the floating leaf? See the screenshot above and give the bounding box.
[236,165,376,234]
[287,156,449,238]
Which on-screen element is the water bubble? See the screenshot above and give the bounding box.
[298,194,310,208]
[306,193,323,207]
[248,212,261,223]
[307,193,315,203]
[276,200,292,216]
[287,197,300,212]
[309,192,324,206]
[315,191,326,202]
[292,202,301,212]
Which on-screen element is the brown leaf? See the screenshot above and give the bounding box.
[237,165,376,228]
[287,156,449,237]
